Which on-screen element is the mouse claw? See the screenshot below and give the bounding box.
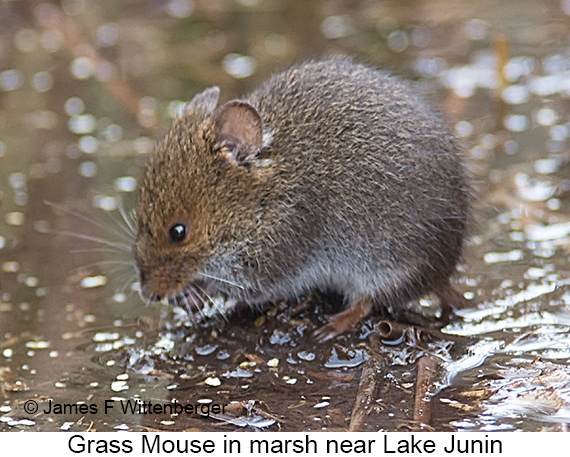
[312,298,374,342]
[312,313,357,343]
[312,322,341,343]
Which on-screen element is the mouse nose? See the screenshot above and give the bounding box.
[138,265,186,304]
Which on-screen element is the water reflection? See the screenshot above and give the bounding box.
[1,0,569,432]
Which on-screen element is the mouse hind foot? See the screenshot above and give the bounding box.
[436,282,470,323]
[313,297,374,343]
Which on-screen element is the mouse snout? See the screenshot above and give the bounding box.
[137,264,207,307]
[138,264,184,304]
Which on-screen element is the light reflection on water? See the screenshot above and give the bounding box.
[0,0,569,432]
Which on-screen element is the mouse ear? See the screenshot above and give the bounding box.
[184,86,220,115]
[214,100,263,166]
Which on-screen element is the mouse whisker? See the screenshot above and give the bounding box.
[114,278,139,297]
[44,229,132,252]
[76,259,136,268]
[117,199,137,238]
[185,288,206,321]
[44,200,134,244]
[194,283,229,322]
[197,272,244,290]
[174,287,198,319]
[69,247,130,255]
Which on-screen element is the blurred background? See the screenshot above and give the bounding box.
[1,0,570,432]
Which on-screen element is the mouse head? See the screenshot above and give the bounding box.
[134,87,272,305]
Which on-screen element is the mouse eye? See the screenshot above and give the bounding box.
[168,222,188,244]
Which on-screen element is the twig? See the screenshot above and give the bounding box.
[348,334,383,431]
[376,320,469,344]
[413,354,438,427]
[32,3,147,125]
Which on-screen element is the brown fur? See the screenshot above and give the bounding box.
[134,57,470,341]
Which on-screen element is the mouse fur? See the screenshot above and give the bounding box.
[134,57,469,341]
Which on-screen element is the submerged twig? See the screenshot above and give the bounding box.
[348,334,384,431]
[31,3,147,125]
[413,354,438,427]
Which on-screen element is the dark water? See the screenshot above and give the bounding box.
[1,0,569,432]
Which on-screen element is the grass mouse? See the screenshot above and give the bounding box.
[134,57,469,342]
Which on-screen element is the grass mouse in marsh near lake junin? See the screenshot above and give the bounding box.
[134,57,470,342]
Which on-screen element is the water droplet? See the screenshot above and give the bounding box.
[9,172,26,190]
[68,114,97,134]
[70,57,94,80]
[324,347,369,368]
[321,15,352,39]
[103,124,123,142]
[410,26,431,48]
[463,19,488,41]
[501,85,530,104]
[25,277,38,288]
[387,30,409,53]
[14,28,38,52]
[166,0,194,18]
[535,107,557,126]
[534,157,560,174]
[5,212,24,226]
[222,54,256,79]
[504,114,529,132]
[80,275,108,288]
[93,195,118,211]
[40,29,63,52]
[526,221,570,241]
[528,75,562,96]
[32,71,53,92]
[204,376,221,387]
[111,380,128,392]
[455,120,473,138]
[26,340,49,349]
[297,351,316,361]
[134,137,154,154]
[549,124,568,141]
[2,261,19,273]
[95,61,115,82]
[314,401,330,409]
[65,97,85,116]
[79,161,97,178]
[113,293,126,303]
[114,176,137,192]
[504,57,536,82]
[483,250,523,264]
[0,70,23,91]
[167,100,186,118]
[195,344,217,356]
[79,136,98,154]
[25,110,57,130]
[415,57,446,77]
[514,173,556,201]
[546,198,561,211]
[96,23,119,47]
[264,34,287,56]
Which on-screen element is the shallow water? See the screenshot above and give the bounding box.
[1,0,569,432]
